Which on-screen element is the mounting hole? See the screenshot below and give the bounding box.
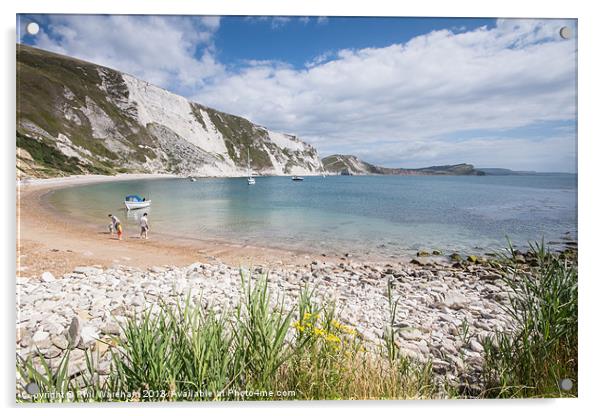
[559,26,571,40]
[26,22,40,36]
[559,378,574,391]
[25,381,40,395]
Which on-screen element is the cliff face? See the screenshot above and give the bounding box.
[16,44,322,178]
[322,155,485,176]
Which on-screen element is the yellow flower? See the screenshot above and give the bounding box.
[303,311,319,322]
[313,327,326,337]
[292,321,305,332]
[332,320,357,336]
[325,333,341,344]
[343,327,357,336]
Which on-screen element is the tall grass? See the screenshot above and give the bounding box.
[17,273,438,402]
[482,242,578,398]
[17,243,578,402]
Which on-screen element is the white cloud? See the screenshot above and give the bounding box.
[24,16,577,171]
[349,135,576,172]
[32,15,224,96]
[271,17,292,29]
[195,19,577,171]
[244,16,301,29]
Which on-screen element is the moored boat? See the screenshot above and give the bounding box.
[247,148,256,185]
[291,176,304,181]
[124,195,151,210]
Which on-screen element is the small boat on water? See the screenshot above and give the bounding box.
[247,148,256,185]
[291,176,304,181]
[188,176,197,182]
[124,194,151,210]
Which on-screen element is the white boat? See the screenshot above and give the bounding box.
[188,176,197,182]
[247,148,255,185]
[124,195,151,210]
[291,176,304,181]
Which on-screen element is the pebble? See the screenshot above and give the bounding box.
[41,271,55,282]
[470,339,484,353]
[32,330,49,343]
[51,334,70,350]
[16,259,517,387]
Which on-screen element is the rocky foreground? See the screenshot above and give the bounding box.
[16,259,515,387]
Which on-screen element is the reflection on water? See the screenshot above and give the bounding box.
[126,207,151,223]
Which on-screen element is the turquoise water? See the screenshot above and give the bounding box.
[46,175,577,259]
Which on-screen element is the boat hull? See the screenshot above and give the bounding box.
[125,200,151,210]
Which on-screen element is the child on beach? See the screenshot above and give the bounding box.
[108,214,123,240]
[140,212,149,240]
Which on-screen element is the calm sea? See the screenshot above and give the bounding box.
[46,174,577,260]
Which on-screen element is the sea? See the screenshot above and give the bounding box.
[45,174,577,260]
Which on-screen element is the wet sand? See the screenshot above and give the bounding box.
[17,174,341,279]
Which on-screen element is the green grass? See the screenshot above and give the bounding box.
[17,273,439,402]
[16,244,578,402]
[481,242,578,398]
[17,44,157,176]
[16,132,84,175]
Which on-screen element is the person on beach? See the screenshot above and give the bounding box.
[140,212,149,240]
[108,214,123,240]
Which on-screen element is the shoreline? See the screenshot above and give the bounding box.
[17,172,333,189]
[15,173,578,398]
[17,173,577,279]
[17,174,357,279]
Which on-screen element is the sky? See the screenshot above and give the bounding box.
[18,15,577,172]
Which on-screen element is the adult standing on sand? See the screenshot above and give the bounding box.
[140,212,149,240]
[108,214,123,240]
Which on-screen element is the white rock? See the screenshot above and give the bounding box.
[32,330,50,342]
[441,292,469,310]
[400,328,423,341]
[80,325,99,345]
[41,272,55,282]
[470,339,484,353]
[74,266,102,275]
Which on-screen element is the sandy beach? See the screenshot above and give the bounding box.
[15,174,578,399]
[17,174,338,279]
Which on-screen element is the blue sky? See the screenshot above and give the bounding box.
[18,15,577,172]
[215,17,495,69]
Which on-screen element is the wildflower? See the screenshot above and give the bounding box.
[292,321,305,332]
[332,320,357,336]
[303,311,319,322]
[325,333,341,344]
[313,327,326,337]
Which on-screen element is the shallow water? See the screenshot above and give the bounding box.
[46,174,577,260]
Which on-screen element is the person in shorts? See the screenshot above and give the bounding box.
[140,212,149,240]
[108,214,123,240]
